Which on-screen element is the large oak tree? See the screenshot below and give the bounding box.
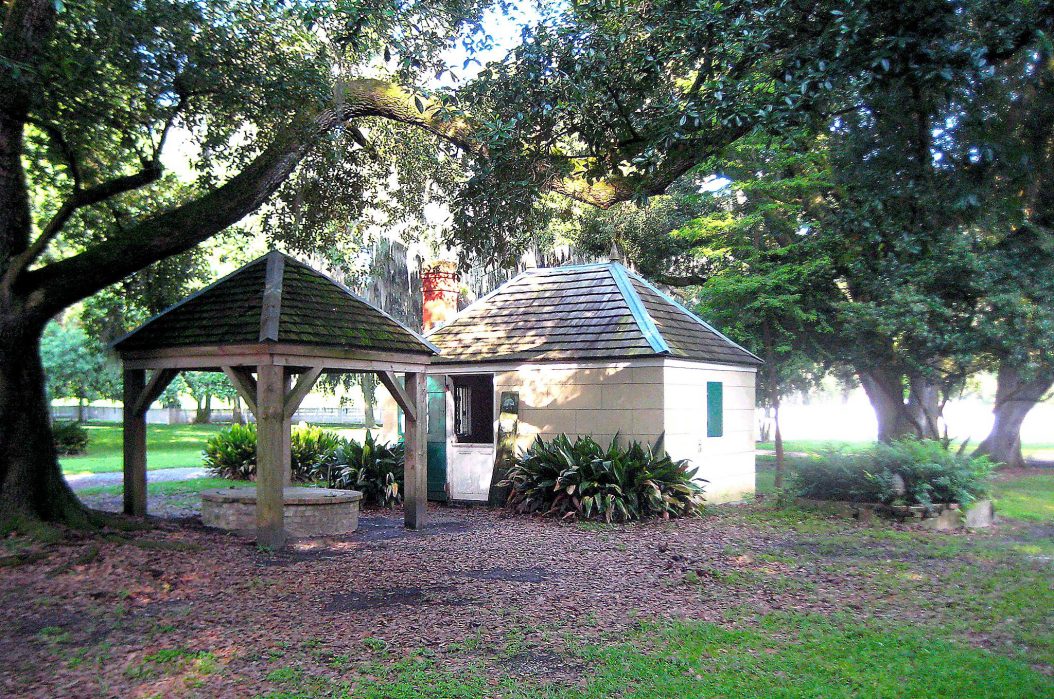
[0,0,1009,524]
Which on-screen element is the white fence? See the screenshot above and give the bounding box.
[51,405,367,425]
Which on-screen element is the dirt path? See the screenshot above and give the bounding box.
[65,467,206,490]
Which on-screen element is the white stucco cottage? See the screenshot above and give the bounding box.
[412,261,761,504]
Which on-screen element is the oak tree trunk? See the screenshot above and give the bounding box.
[859,370,915,442]
[362,373,377,429]
[0,319,86,524]
[975,364,1054,468]
[859,370,943,442]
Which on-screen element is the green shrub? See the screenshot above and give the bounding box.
[794,439,993,506]
[203,423,258,480]
[502,434,706,522]
[324,431,404,507]
[290,424,342,480]
[52,420,89,455]
[203,423,342,482]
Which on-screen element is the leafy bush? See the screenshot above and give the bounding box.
[203,423,343,482]
[502,434,706,522]
[52,420,89,456]
[290,424,342,480]
[203,423,258,480]
[794,439,993,506]
[324,431,405,507]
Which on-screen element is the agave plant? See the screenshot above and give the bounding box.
[502,434,706,522]
[326,431,405,507]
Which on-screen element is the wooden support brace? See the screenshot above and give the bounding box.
[222,366,259,414]
[378,370,417,421]
[131,369,179,417]
[283,366,323,421]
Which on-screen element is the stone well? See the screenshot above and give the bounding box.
[201,487,363,538]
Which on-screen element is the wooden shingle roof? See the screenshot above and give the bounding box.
[114,251,436,356]
[428,262,761,366]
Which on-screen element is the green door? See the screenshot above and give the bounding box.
[426,376,448,501]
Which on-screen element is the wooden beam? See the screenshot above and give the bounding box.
[403,371,427,530]
[259,252,285,342]
[131,369,178,417]
[283,366,323,421]
[377,370,416,421]
[120,342,431,372]
[256,363,286,548]
[122,368,148,517]
[222,366,258,414]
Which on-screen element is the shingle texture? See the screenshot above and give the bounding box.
[429,263,761,366]
[114,252,434,355]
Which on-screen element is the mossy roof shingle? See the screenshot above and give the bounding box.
[428,262,761,366]
[114,252,435,355]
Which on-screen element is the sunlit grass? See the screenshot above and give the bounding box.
[60,422,225,474]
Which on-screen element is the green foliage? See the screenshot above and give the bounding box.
[794,439,993,506]
[325,431,405,507]
[290,425,343,480]
[203,423,399,498]
[51,421,88,456]
[202,424,258,481]
[203,423,342,482]
[40,321,120,405]
[503,434,705,522]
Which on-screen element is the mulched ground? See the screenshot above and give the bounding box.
[0,500,1048,697]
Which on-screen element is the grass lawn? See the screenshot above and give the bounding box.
[60,422,369,476]
[76,476,250,498]
[60,422,225,475]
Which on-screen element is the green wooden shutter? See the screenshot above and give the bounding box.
[706,381,724,437]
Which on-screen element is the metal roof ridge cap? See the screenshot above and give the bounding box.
[283,254,440,354]
[608,263,670,355]
[110,252,271,352]
[258,251,285,342]
[622,265,764,364]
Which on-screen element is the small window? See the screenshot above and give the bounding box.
[706,381,724,437]
[452,374,494,444]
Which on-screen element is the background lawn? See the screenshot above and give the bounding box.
[60,422,225,475]
[59,422,370,475]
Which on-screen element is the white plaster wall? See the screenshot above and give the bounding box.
[662,360,757,504]
[493,361,667,455]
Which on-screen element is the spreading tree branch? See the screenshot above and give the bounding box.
[23,78,743,315]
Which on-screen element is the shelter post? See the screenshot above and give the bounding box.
[256,362,287,548]
[122,368,147,516]
[403,371,427,529]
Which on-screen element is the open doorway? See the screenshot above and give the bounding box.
[452,374,495,444]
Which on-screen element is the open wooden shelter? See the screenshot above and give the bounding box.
[113,251,436,547]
